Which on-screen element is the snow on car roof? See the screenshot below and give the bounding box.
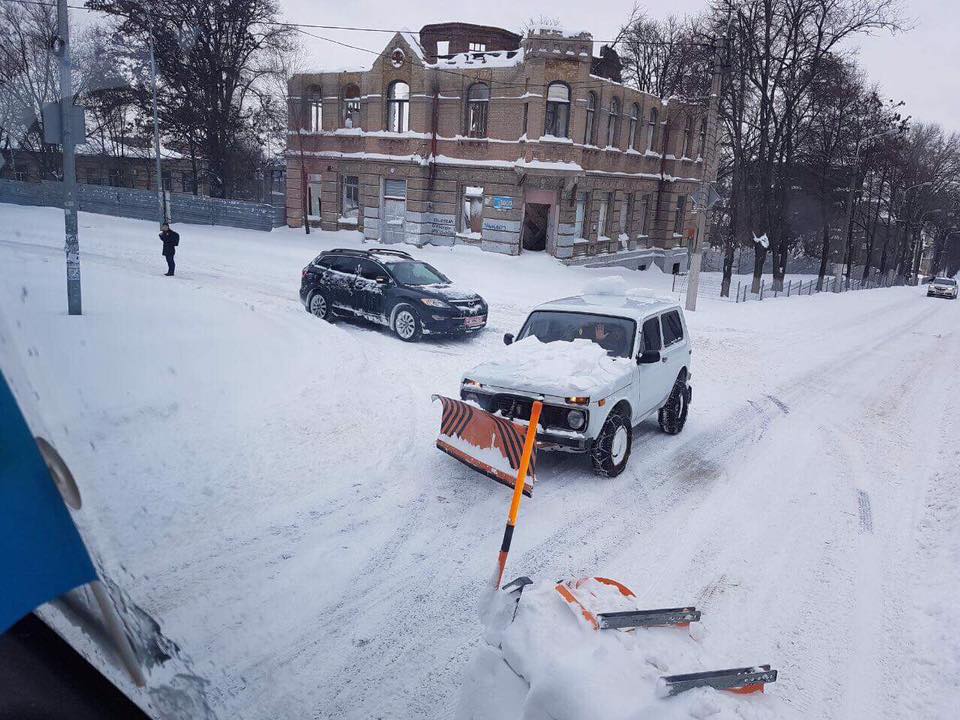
[534,293,679,320]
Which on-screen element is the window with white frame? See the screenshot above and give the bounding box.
[342,176,359,221]
[437,40,450,56]
[466,83,489,138]
[544,82,570,138]
[387,81,410,133]
[574,192,588,239]
[468,42,486,52]
[597,194,610,239]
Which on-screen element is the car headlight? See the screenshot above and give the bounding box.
[462,378,481,388]
[420,298,450,308]
[567,409,586,430]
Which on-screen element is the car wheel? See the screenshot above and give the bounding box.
[393,305,422,342]
[308,290,333,321]
[590,411,632,477]
[658,377,690,435]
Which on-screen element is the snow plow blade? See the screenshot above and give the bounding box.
[432,395,537,496]
[658,665,778,697]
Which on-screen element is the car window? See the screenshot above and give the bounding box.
[937,277,956,286]
[641,317,662,353]
[661,310,684,347]
[518,311,635,358]
[387,261,449,285]
[314,256,333,269]
[330,256,359,275]
[357,259,385,281]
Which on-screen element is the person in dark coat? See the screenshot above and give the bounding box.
[160,223,179,276]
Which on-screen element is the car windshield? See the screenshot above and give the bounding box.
[935,278,956,286]
[518,311,636,358]
[388,261,449,285]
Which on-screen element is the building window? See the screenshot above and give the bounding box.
[674,194,687,235]
[606,97,620,147]
[698,118,707,158]
[639,194,650,235]
[681,116,693,158]
[184,175,197,195]
[466,82,489,138]
[544,82,570,138]
[628,103,640,149]
[584,92,597,145]
[437,40,450,56]
[306,85,323,132]
[342,175,359,221]
[597,193,611,239]
[387,81,410,133]
[620,194,633,237]
[108,168,124,187]
[647,107,658,152]
[460,185,484,235]
[574,192,588,239]
[343,84,361,128]
[85,169,101,185]
[15,170,28,182]
[522,103,529,137]
[468,42,486,52]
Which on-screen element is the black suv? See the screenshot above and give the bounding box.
[300,248,488,342]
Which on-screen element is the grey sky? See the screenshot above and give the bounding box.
[279,0,959,132]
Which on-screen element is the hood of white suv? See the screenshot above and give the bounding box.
[464,337,633,399]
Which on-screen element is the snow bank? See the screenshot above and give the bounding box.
[457,579,795,720]
[467,337,630,396]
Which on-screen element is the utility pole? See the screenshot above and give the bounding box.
[55,0,81,315]
[146,5,165,224]
[685,33,724,312]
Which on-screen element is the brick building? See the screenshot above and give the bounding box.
[286,23,707,270]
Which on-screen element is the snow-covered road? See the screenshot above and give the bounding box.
[1,204,957,720]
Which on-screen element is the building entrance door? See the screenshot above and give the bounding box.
[521,203,550,251]
[382,178,407,243]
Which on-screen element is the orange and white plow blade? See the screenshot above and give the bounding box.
[432,395,536,496]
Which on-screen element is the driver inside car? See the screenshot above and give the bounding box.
[579,322,625,356]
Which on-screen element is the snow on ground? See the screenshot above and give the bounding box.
[1,203,959,720]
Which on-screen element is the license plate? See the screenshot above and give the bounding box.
[464,315,486,328]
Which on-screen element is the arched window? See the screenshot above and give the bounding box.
[466,82,489,138]
[681,116,693,157]
[544,82,570,138]
[584,92,597,144]
[628,103,640,149]
[342,84,361,128]
[698,118,707,158]
[387,81,410,133]
[646,106,659,152]
[606,97,621,147]
[306,85,323,131]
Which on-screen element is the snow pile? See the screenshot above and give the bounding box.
[457,579,795,720]
[467,337,630,396]
[582,275,628,296]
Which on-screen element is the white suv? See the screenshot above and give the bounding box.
[927,276,958,299]
[459,294,692,476]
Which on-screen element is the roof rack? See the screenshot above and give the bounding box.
[367,248,413,258]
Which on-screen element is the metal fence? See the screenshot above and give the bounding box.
[672,272,907,303]
[0,179,285,232]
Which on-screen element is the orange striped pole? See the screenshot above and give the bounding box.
[495,400,542,589]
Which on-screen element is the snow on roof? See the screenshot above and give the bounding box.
[398,27,426,62]
[75,141,185,160]
[426,48,524,69]
[536,293,677,319]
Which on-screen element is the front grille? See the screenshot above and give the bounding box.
[448,299,485,314]
[492,395,580,430]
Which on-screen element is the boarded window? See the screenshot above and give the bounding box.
[384,178,406,198]
[461,186,484,234]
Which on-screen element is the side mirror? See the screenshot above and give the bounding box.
[375,276,389,284]
[503,333,514,346]
[637,350,661,364]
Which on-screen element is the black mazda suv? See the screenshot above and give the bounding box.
[299,248,488,342]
